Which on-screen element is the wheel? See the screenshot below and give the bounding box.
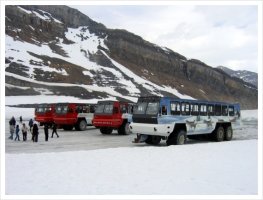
[118,122,131,135]
[167,130,186,145]
[176,130,187,145]
[225,126,233,141]
[214,126,225,142]
[145,136,161,145]
[100,128,113,134]
[78,120,87,131]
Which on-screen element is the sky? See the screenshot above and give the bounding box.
[70,5,259,73]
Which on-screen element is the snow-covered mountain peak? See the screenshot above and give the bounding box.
[5,5,258,109]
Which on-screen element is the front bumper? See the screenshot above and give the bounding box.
[129,122,173,137]
[92,119,122,128]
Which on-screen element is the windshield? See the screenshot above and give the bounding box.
[133,102,159,115]
[36,106,52,113]
[95,103,113,114]
[104,104,113,114]
[133,102,147,114]
[56,105,68,114]
[146,102,159,115]
[36,107,45,113]
[95,104,105,113]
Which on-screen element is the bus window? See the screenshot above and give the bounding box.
[207,104,214,116]
[181,102,190,115]
[200,104,207,116]
[171,101,180,115]
[215,104,221,116]
[228,106,234,116]
[83,105,90,113]
[191,104,199,116]
[222,105,228,116]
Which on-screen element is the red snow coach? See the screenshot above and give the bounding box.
[92,100,134,135]
[53,103,96,131]
[35,104,55,126]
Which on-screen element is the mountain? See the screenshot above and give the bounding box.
[5,5,258,109]
[217,66,258,88]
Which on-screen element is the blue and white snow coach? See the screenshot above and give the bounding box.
[130,96,241,145]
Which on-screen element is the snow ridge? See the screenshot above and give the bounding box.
[6,23,194,102]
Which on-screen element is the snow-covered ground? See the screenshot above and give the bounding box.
[3,97,259,195]
[5,140,258,195]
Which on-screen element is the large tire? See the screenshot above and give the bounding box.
[78,120,87,131]
[145,136,161,145]
[214,126,225,142]
[176,130,187,145]
[118,122,131,135]
[225,126,233,141]
[167,130,187,145]
[100,128,113,134]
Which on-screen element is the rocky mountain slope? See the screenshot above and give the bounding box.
[217,66,258,88]
[5,5,258,109]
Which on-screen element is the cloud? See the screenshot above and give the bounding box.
[70,5,258,73]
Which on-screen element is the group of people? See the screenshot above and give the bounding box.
[8,116,59,142]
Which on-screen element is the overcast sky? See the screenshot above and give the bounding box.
[70,5,258,73]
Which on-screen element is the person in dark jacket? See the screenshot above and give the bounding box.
[51,123,59,138]
[28,118,33,132]
[9,124,15,140]
[44,124,49,141]
[19,116,23,123]
[10,116,16,126]
[32,123,39,142]
[14,125,20,141]
[9,116,16,139]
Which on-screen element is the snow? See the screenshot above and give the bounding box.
[17,6,62,24]
[82,70,94,77]
[37,9,63,24]
[17,6,32,14]
[199,89,206,94]
[5,83,30,90]
[102,50,194,99]
[5,35,68,77]
[5,140,258,195]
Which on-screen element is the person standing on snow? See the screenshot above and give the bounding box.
[21,123,28,141]
[9,124,15,140]
[44,124,49,141]
[28,118,33,132]
[19,116,23,124]
[9,116,16,139]
[51,123,59,138]
[14,124,20,141]
[32,123,39,142]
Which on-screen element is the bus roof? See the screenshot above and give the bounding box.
[138,96,239,106]
[55,103,96,106]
